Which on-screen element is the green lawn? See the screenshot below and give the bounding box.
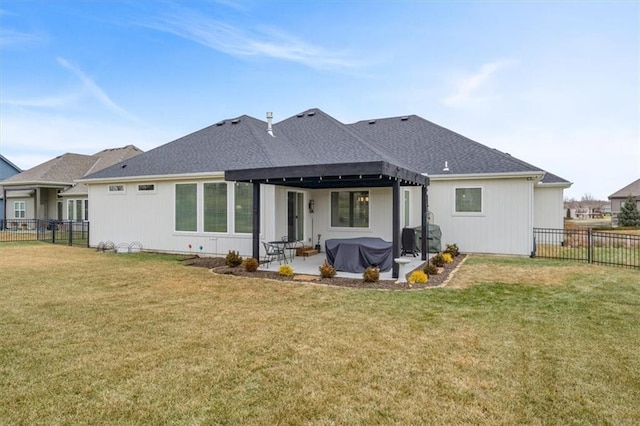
[1,243,639,424]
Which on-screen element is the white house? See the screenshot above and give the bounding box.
[80,108,571,275]
[1,146,142,227]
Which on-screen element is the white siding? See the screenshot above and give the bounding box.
[88,180,273,257]
[428,178,534,255]
[534,186,565,229]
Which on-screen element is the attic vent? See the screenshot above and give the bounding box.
[231,118,241,124]
[296,113,305,117]
[215,121,225,126]
[307,111,316,117]
[400,116,409,121]
[368,120,376,124]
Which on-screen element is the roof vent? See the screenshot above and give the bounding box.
[266,112,274,137]
[442,161,449,172]
[215,121,225,126]
[401,116,409,121]
[368,120,376,124]
[307,111,316,117]
[121,164,127,169]
[296,113,305,117]
[231,118,241,124]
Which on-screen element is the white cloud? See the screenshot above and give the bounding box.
[143,9,360,70]
[442,60,513,107]
[0,110,168,170]
[0,28,46,48]
[55,57,138,121]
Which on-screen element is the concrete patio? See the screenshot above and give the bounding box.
[259,250,429,281]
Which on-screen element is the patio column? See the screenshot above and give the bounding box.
[252,182,261,261]
[392,180,400,278]
[421,185,428,260]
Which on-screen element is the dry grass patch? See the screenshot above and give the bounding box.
[447,254,604,288]
[1,243,639,424]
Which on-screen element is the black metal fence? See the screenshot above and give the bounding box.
[532,227,640,269]
[0,219,90,247]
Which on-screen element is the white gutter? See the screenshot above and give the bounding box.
[426,170,546,182]
[77,171,226,185]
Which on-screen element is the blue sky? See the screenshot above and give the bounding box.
[1,0,638,200]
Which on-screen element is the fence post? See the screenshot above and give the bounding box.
[69,221,73,246]
[530,231,536,258]
[587,229,592,264]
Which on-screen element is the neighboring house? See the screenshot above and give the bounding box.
[609,178,640,226]
[0,146,142,227]
[80,108,571,263]
[0,154,22,221]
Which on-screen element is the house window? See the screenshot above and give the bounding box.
[234,183,253,233]
[67,199,88,221]
[108,184,125,193]
[331,190,369,228]
[175,183,197,232]
[204,182,227,233]
[14,201,26,219]
[455,187,482,213]
[137,184,156,193]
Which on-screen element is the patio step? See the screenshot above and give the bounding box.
[298,248,319,257]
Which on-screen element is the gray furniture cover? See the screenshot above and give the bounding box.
[325,237,393,273]
[415,224,442,253]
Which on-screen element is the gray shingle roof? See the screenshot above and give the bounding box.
[609,178,640,199]
[348,115,569,184]
[1,145,143,189]
[83,109,569,185]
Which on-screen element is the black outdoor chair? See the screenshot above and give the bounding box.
[262,241,285,267]
[401,227,418,257]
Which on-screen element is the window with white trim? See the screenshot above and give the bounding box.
[234,183,253,233]
[67,199,89,221]
[455,187,482,213]
[14,201,26,219]
[137,184,156,193]
[331,190,369,228]
[175,183,197,232]
[204,182,227,233]
[108,184,125,193]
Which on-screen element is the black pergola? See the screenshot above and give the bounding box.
[225,161,430,278]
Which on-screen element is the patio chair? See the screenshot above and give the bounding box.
[281,236,300,262]
[262,241,285,267]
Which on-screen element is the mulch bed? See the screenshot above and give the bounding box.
[186,254,466,290]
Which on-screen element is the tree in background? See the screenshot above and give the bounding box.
[617,196,640,227]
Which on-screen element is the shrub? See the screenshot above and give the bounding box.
[319,261,336,278]
[242,257,259,272]
[431,253,445,267]
[442,253,453,264]
[225,250,243,267]
[278,264,294,277]
[408,270,428,284]
[423,262,439,276]
[618,196,640,227]
[444,243,460,257]
[363,266,380,283]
